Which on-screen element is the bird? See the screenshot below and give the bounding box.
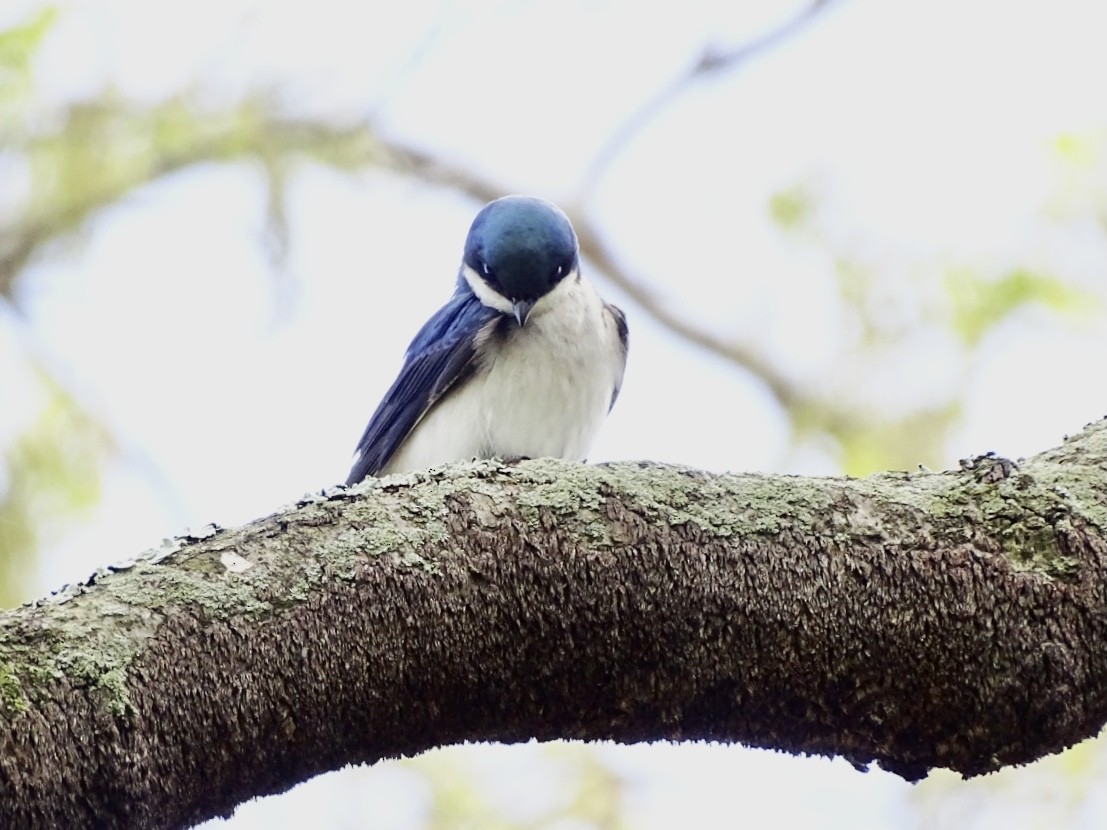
[345,195,628,485]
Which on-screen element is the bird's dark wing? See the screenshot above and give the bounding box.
[606,302,629,410]
[346,289,500,484]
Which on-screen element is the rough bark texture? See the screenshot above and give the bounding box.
[2,418,1107,829]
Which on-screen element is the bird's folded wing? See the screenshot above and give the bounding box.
[346,291,499,484]
[606,302,629,410]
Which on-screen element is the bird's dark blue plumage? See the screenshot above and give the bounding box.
[345,277,498,484]
[463,197,578,304]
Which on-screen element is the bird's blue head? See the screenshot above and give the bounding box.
[462,195,579,325]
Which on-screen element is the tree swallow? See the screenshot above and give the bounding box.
[346,195,628,484]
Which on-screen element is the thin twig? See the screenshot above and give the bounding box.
[579,0,839,196]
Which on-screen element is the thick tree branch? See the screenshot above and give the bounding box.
[1,419,1107,828]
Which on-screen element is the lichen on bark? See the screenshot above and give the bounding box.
[0,418,1105,829]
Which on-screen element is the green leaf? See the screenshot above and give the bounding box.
[945,267,1095,347]
[769,184,814,230]
[1053,132,1102,168]
[0,6,57,99]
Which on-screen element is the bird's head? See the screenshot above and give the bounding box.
[462,195,579,326]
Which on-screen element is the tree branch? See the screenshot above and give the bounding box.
[2,419,1107,828]
[0,97,383,304]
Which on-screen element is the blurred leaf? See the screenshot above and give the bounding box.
[407,743,630,830]
[0,6,56,105]
[0,367,112,606]
[839,403,961,477]
[769,183,814,230]
[1054,132,1102,168]
[791,399,961,477]
[909,732,1107,830]
[945,267,1095,347]
[834,255,889,349]
[545,744,629,830]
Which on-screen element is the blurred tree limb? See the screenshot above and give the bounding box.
[581,0,837,191]
[2,417,1107,829]
[0,94,385,301]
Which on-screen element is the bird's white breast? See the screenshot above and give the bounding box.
[381,273,624,475]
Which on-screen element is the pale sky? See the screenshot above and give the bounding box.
[5,0,1107,827]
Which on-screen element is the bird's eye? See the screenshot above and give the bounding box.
[478,260,502,290]
[551,262,573,285]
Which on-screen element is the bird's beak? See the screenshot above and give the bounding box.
[512,299,535,327]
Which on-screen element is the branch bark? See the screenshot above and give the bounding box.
[2,419,1107,829]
